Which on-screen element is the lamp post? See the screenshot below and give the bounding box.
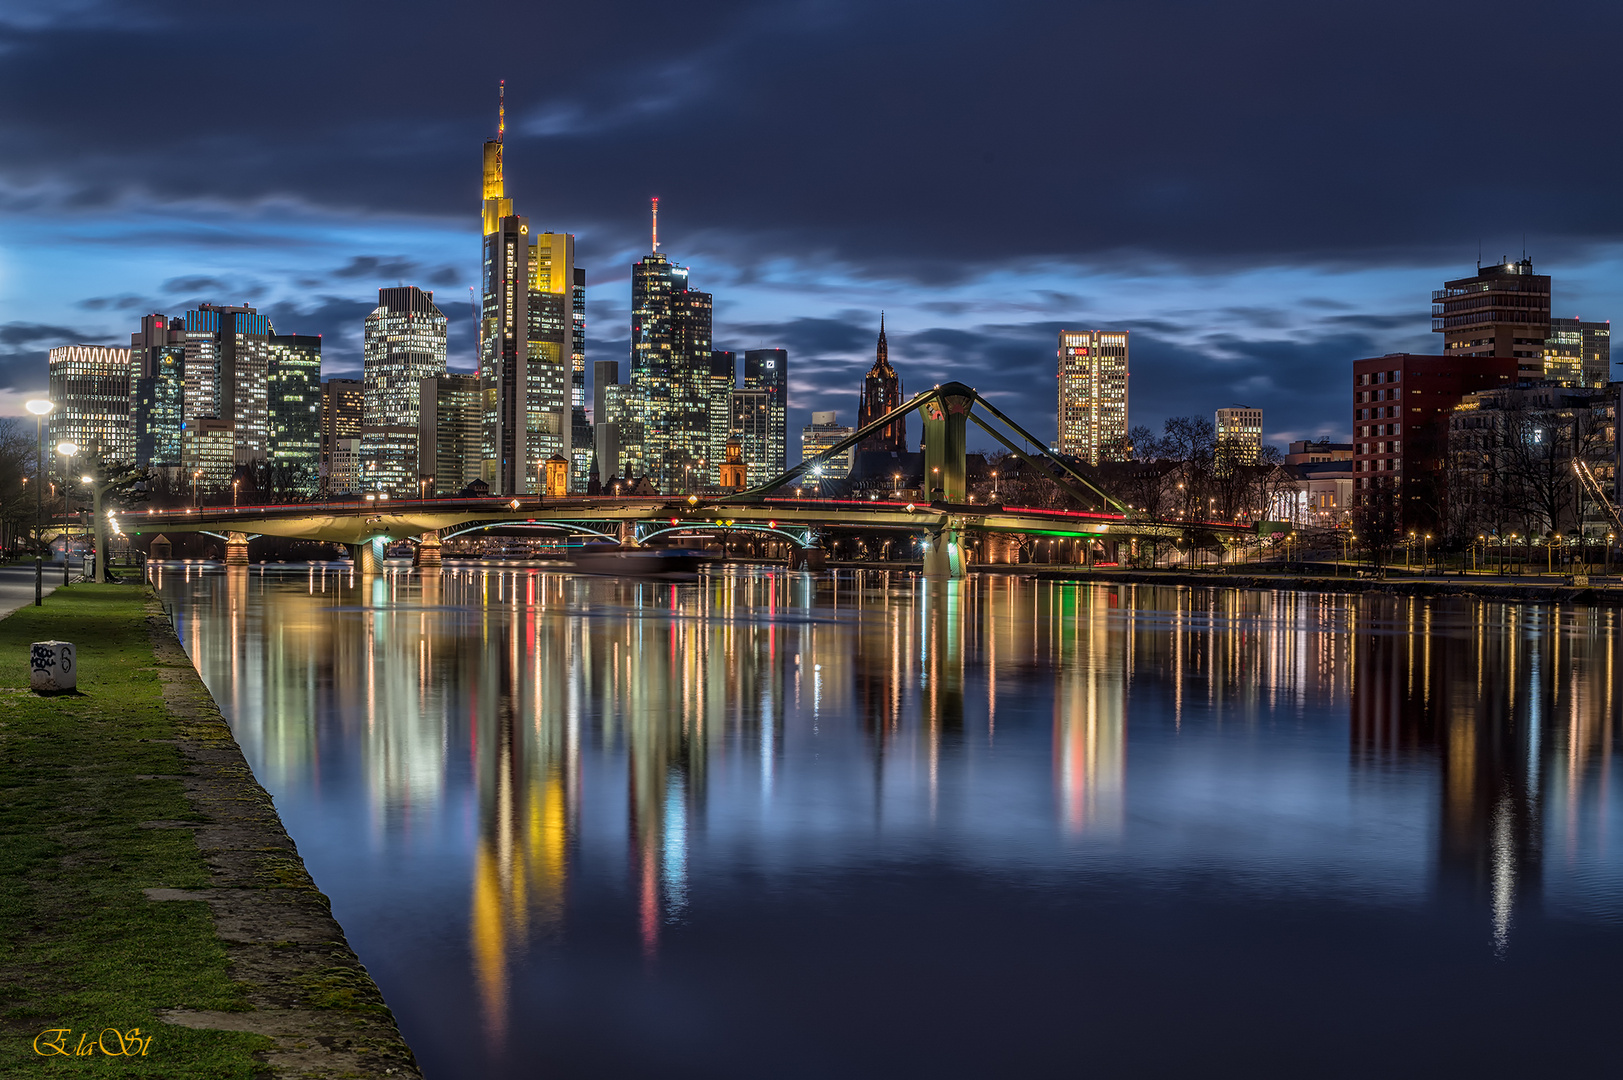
[233,478,241,508]
[1423,533,1431,575]
[25,399,53,604]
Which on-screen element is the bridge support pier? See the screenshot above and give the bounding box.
[790,544,827,571]
[923,526,964,579]
[225,532,250,567]
[353,536,386,575]
[617,520,638,547]
[415,531,442,568]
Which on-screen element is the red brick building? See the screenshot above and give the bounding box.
[1352,353,1517,531]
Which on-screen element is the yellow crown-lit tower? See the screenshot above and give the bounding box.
[482,81,512,236]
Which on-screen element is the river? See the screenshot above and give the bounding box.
[152,563,1623,1078]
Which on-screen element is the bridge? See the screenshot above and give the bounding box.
[130,382,1248,578]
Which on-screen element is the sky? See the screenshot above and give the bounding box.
[3,0,1623,452]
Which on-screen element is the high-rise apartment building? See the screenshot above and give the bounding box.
[1056,329,1129,465]
[1352,353,1517,531]
[320,378,363,494]
[801,411,854,478]
[744,348,787,478]
[477,89,576,495]
[1215,405,1263,467]
[362,286,448,494]
[1432,258,1552,380]
[857,316,905,453]
[630,216,713,492]
[267,334,323,494]
[47,345,135,466]
[418,373,483,495]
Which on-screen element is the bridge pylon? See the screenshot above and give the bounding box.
[415,531,442,568]
[923,525,963,579]
[225,532,250,567]
[351,536,386,575]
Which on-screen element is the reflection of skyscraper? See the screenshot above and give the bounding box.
[1051,587,1124,834]
[857,315,905,453]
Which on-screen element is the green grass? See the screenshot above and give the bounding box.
[0,584,271,1077]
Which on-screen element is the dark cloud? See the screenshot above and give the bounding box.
[2,0,1620,281]
[76,293,149,311]
[161,275,227,294]
[0,322,88,347]
[331,255,421,280]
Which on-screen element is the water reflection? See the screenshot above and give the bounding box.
[151,564,1623,1078]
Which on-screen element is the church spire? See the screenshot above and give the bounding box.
[875,312,889,368]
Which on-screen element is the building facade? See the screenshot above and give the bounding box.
[707,351,735,487]
[131,314,186,470]
[1432,258,1552,381]
[1542,317,1612,388]
[857,316,906,453]
[801,411,854,479]
[418,373,483,495]
[729,388,772,488]
[320,378,363,494]
[630,241,713,492]
[47,345,135,467]
[1057,329,1129,465]
[1352,353,1518,532]
[1215,405,1263,467]
[362,286,448,494]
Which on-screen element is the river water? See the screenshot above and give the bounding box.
[152,563,1623,1079]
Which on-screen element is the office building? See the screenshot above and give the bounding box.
[362,286,448,494]
[630,206,713,492]
[707,351,735,487]
[130,314,186,469]
[178,304,274,466]
[328,437,362,496]
[857,315,906,453]
[801,411,854,479]
[1432,258,1551,380]
[1352,353,1517,531]
[1215,405,1263,467]
[267,334,323,494]
[1542,317,1612,388]
[570,267,592,491]
[744,348,787,478]
[47,345,135,466]
[418,373,483,495]
[320,378,363,494]
[1284,439,1353,465]
[730,388,772,488]
[182,417,236,492]
[1057,329,1129,465]
[477,89,576,495]
[592,359,624,485]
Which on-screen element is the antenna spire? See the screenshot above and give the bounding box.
[498,79,505,142]
[651,196,659,252]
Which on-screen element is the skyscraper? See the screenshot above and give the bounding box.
[267,334,323,494]
[570,266,592,491]
[320,378,363,494]
[630,201,712,492]
[729,387,771,488]
[1056,330,1129,465]
[744,348,787,478]
[362,286,448,494]
[707,350,735,486]
[857,315,905,453]
[179,304,273,466]
[131,313,186,469]
[477,85,577,495]
[801,411,854,478]
[1432,258,1551,380]
[48,345,135,466]
[418,373,483,495]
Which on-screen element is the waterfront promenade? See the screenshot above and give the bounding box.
[0,583,418,1077]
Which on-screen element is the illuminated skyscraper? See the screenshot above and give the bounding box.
[1056,329,1129,465]
[630,200,712,491]
[478,85,577,495]
[418,373,483,495]
[363,286,448,494]
[1432,258,1551,381]
[729,387,772,488]
[131,314,186,468]
[47,345,135,466]
[857,315,905,453]
[320,378,363,494]
[744,348,787,478]
[1542,317,1611,387]
[801,411,854,478]
[267,334,323,494]
[178,304,272,466]
[707,350,735,486]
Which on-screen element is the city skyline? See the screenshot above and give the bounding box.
[6,4,1623,447]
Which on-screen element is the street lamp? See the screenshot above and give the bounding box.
[233,478,241,508]
[25,399,54,603]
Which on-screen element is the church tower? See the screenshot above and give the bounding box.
[857,314,906,453]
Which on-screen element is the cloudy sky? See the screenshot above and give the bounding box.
[3,0,1621,451]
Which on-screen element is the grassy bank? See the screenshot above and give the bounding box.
[0,584,270,1076]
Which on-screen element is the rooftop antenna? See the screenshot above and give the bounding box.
[498,79,505,142]
[651,196,659,252]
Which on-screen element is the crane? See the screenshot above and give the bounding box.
[1574,460,1623,535]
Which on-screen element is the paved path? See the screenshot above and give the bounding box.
[0,560,79,621]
